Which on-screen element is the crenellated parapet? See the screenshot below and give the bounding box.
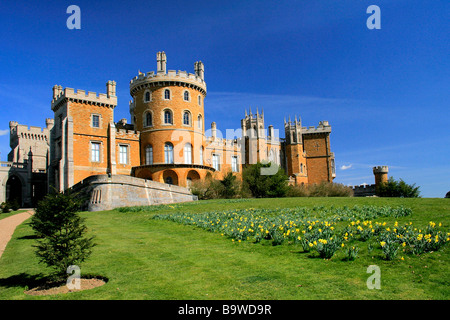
[301,121,331,135]
[51,82,117,111]
[129,69,207,96]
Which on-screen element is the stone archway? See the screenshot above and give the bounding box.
[6,175,22,207]
[162,170,179,186]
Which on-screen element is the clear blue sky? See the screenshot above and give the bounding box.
[0,0,448,197]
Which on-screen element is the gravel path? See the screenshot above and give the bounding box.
[0,210,34,259]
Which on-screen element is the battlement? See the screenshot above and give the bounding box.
[205,136,243,150]
[51,83,118,111]
[373,166,389,174]
[301,121,331,134]
[350,184,377,197]
[129,69,207,95]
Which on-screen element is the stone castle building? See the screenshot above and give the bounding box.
[1,52,335,208]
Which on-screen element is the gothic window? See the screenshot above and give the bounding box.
[164,89,171,100]
[183,90,190,101]
[164,142,174,164]
[197,114,202,129]
[145,145,153,165]
[184,143,192,164]
[145,112,152,127]
[164,110,173,124]
[144,91,151,102]
[183,111,190,126]
[199,146,204,165]
[198,95,201,105]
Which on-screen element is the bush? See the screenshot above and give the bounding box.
[445,191,450,199]
[29,191,96,279]
[1,202,10,213]
[287,182,353,197]
[9,199,20,211]
[190,172,243,200]
[376,177,420,198]
[242,162,288,198]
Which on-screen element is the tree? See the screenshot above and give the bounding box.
[220,171,240,199]
[376,177,420,198]
[29,190,95,279]
[242,162,288,198]
[445,191,450,199]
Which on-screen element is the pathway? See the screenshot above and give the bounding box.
[0,209,34,259]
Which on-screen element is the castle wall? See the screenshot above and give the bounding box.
[71,174,197,211]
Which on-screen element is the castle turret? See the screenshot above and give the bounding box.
[106,80,116,97]
[373,166,389,186]
[157,51,167,74]
[129,52,212,187]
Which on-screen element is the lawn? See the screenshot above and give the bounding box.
[0,197,448,300]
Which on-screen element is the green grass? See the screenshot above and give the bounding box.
[0,209,27,221]
[0,197,449,300]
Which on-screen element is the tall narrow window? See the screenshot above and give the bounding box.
[232,156,238,172]
[92,115,100,128]
[212,154,220,171]
[197,114,202,129]
[184,91,189,101]
[145,145,153,165]
[183,111,190,126]
[184,143,192,164]
[165,143,174,164]
[119,145,128,164]
[164,110,172,124]
[198,95,201,105]
[145,91,151,102]
[199,147,203,165]
[164,89,170,100]
[145,112,152,127]
[91,142,100,162]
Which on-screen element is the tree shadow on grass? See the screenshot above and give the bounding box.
[0,273,51,289]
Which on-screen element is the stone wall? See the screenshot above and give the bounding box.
[71,174,197,211]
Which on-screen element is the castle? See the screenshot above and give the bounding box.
[1,52,336,209]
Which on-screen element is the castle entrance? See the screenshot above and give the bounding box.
[6,175,22,207]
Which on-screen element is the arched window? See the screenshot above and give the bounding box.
[197,114,202,129]
[198,95,201,105]
[199,146,203,165]
[145,112,152,127]
[184,91,189,101]
[145,145,153,165]
[184,143,192,164]
[164,142,174,164]
[164,89,171,100]
[183,111,190,126]
[144,91,151,102]
[164,110,173,124]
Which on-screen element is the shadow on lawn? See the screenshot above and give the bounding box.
[0,273,50,289]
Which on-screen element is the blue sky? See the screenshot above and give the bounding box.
[0,0,448,197]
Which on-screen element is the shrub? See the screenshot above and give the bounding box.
[242,162,288,198]
[1,202,10,213]
[190,173,242,200]
[29,191,96,279]
[287,182,353,197]
[376,177,420,198]
[9,199,20,211]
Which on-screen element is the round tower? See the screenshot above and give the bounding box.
[373,166,389,186]
[129,52,214,186]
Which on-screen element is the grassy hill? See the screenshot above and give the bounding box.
[0,197,448,300]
